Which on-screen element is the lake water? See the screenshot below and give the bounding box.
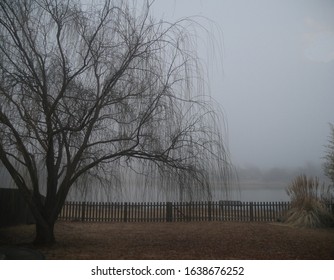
[238,187,289,202]
[232,181,290,202]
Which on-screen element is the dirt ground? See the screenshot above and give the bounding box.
[0,221,334,259]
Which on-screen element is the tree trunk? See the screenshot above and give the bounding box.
[34,220,56,246]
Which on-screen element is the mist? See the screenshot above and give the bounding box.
[234,161,331,202]
[152,0,334,171]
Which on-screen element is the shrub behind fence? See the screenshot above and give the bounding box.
[58,201,294,223]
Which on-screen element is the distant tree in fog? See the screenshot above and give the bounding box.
[323,123,334,186]
[0,0,233,244]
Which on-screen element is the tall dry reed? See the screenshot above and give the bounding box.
[284,174,334,228]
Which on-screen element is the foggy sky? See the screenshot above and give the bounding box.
[152,0,334,170]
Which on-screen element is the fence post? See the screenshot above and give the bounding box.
[166,202,173,222]
[81,202,86,222]
[123,202,128,222]
[208,201,212,221]
[249,202,254,222]
[187,202,192,222]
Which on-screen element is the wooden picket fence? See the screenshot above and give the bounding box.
[58,201,295,223]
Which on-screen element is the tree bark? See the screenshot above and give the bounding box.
[34,220,56,246]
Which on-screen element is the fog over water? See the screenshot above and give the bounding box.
[0,160,330,202]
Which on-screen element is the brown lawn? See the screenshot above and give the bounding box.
[1,221,334,259]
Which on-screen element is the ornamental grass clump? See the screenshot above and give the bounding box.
[284,175,334,228]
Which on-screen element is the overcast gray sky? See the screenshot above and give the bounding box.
[152,0,334,170]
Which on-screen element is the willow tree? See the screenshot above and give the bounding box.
[0,0,233,245]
